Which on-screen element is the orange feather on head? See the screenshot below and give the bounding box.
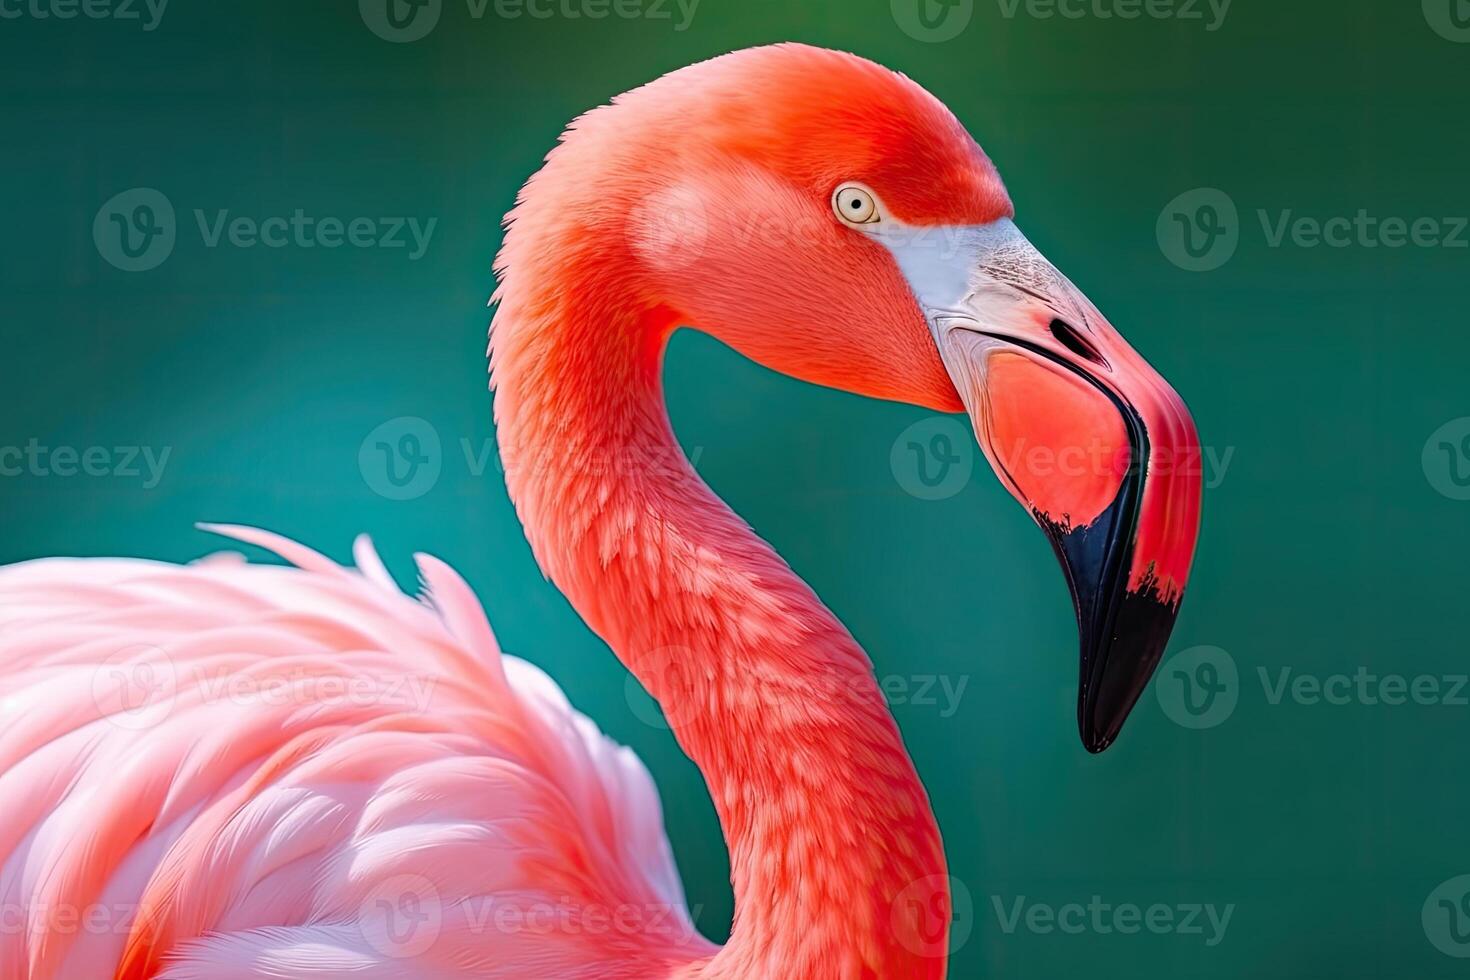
[496,44,1013,413]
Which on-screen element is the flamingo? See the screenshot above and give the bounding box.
[0,44,1201,979]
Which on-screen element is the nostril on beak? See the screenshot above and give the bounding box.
[1049,319,1104,366]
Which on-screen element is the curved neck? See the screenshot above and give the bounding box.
[491,255,949,978]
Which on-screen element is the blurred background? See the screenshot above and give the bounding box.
[2,1,1468,976]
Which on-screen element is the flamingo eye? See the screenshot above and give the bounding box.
[833,184,879,225]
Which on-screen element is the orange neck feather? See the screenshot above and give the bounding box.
[491,219,950,978]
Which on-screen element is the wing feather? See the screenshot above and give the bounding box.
[0,529,712,979]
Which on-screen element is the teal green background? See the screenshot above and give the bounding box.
[2,1,1468,976]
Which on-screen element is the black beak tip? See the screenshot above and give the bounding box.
[1079,687,1137,753]
[1038,418,1186,755]
[1075,584,1181,754]
[1078,676,1131,754]
[1080,722,1118,754]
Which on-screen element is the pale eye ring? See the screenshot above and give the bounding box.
[833,184,879,225]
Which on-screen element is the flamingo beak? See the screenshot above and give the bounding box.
[881,220,1202,752]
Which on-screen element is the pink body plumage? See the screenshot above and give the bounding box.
[0,528,709,979]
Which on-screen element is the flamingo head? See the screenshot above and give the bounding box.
[549,44,1202,752]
